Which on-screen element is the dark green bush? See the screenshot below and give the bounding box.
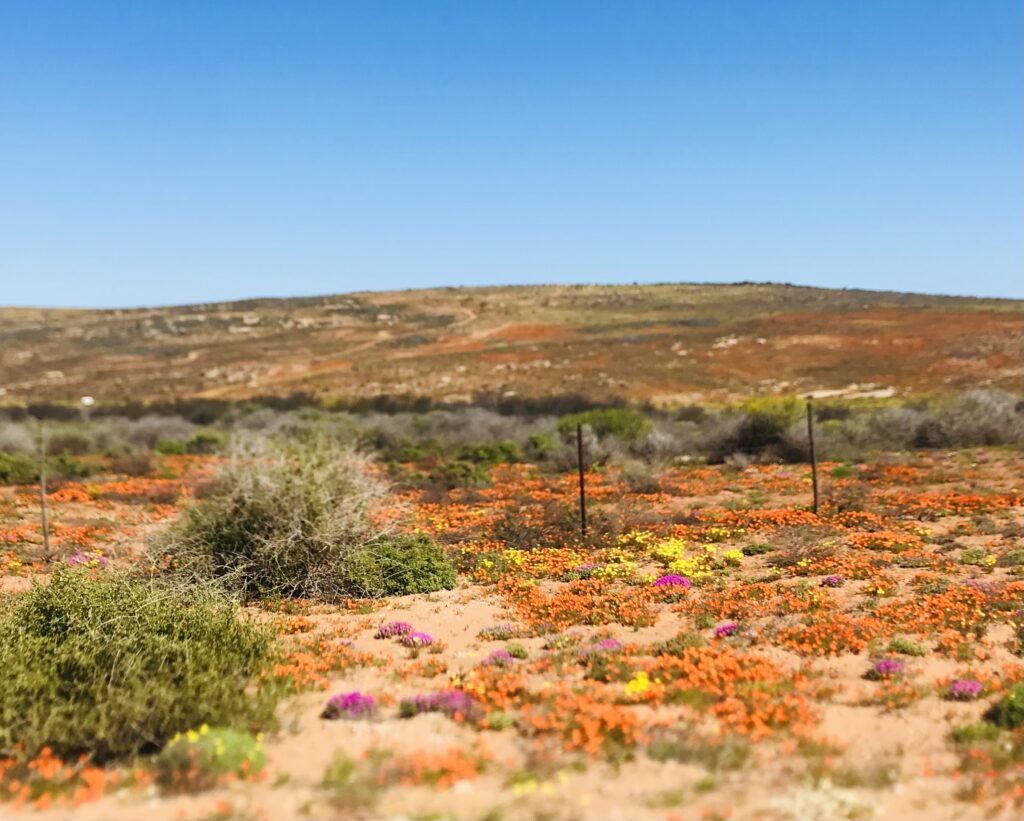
[0,569,274,761]
[152,436,455,601]
[557,408,652,444]
[986,684,1024,729]
[185,429,228,454]
[455,440,521,465]
[527,432,556,458]
[0,452,38,484]
[427,458,491,490]
[338,533,456,598]
[155,439,187,455]
[0,451,95,484]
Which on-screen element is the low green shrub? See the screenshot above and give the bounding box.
[0,569,275,760]
[155,439,187,455]
[951,723,1000,744]
[987,684,1024,729]
[505,642,529,659]
[338,533,456,598]
[888,636,928,657]
[427,458,491,490]
[155,726,266,792]
[455,440,521,465]
[0,451,95,484]
[653,631,707,655]
[557,408,652,444]
[0,452,37,484]
[185,430,228,455]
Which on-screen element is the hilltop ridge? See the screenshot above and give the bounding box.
[2,282,1021,405]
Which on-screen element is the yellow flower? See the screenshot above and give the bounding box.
[625,670,651,696]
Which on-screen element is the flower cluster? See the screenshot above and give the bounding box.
[66,550,107,569]
[375,621,414,639]
[579,638,623,658]
[482,649,515,667]
[947,678,983,701]
[866,658,906,681]
[399,690,482,723]
[652,573,692,588]
[322,690,377,719]
[400,631,435,648]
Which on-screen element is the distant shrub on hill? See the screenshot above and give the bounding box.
[557,408,652,444]
[0,451,95,485]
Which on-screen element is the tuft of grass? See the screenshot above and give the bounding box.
[951,723,1000,744]
[887,636,928,657]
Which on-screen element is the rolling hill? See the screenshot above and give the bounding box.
[2,283,1022,406]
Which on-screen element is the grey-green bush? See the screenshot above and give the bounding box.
[151,436,455,601]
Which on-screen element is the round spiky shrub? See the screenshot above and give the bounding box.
[0,569,274,761]
[151,436,455,601]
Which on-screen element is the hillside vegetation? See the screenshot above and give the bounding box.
[3,282,1022,405]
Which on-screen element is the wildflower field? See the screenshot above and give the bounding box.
[2,445,1024,820]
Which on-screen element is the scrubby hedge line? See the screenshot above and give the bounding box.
[2,391,1021,486]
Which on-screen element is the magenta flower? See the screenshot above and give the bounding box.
[400,631,435,648]
[948,679,983,701]
[322,691,376,720]
[579,638,623,658]
[820,574,845,588]
[714,622,740,638]
[483,649,515,667]
[866,658,905,680]
[653,574,692,588]
[375,621,414,639]
[399,690,481,722]
[67,550,106,569]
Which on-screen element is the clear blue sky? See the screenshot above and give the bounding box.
[1,1,1021,307]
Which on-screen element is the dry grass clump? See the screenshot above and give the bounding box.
[149,435,455,601]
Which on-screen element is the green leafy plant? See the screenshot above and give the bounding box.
[986,684,1024,729]
[155,726,266,792]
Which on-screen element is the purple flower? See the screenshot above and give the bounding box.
[653,574,692,588]
[400,631,435,647]
[866,658,905,680]
[322,691,376,720]
[483,649,515,667]
[820,574,845,588]
[563,563,603,580]
[67,550,106,568]
[375,621,414,639]
[948,679,983,701]
[579,638,623,658]
[399,690,481,722]
[714,622,740,638]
